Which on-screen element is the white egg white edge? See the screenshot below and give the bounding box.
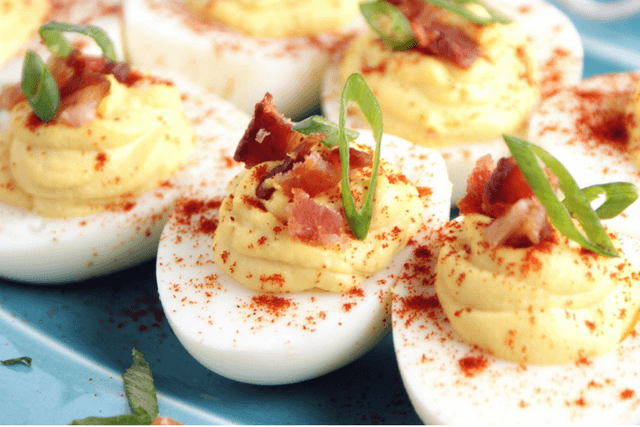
[529,71,640,242]
[123,0,368,120]
[392,215,640,424]
[0,16,252,285]
[155,130,452,385]
[321,0,584,205]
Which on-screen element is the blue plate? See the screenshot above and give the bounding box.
[2,2,640,424]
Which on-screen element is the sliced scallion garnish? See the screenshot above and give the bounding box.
[503,135,637,257]
[293,115,359,148]
[360,0,510,51]
[39,22,117,62]
[1,357,32,367]
[21,50,60,122]
[359,1,417,50]
[338,73,383,240]
[574,182,638,220]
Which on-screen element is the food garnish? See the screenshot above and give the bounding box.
[338,73,384,240]
[292,115,359,148]
[21,22,116,122]
[71,348,162,425]
[359,0,511,52]
[503,135,638,257]
[1,357,32,367]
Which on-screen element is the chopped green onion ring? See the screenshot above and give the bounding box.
[570,182,638,220]
[293,115,360,148]
[503,135,625,257]
[338,73,384,240]
[1,357,32,367]
[39,21,117,62]
[359,1,417,50]
[21,50,60,122]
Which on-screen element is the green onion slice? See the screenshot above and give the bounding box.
[293,115,360,148]
[339,73,383,240]
[71,348,159,425]
[1,357,32,367]
[359,1,417,50]
[39,21,117,62]
[424,0,511,25]
[21,50,60,122]
[503,135,632,257]
[573,182,638,220]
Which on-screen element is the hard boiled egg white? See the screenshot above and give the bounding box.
[529,71,640,241]
[0,60,250,283]
[155,130,451,385]
[123,0,367,119]
[322,0,583,203]
[392,220,640,424]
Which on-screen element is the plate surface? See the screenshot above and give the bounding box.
[2,1,640,424]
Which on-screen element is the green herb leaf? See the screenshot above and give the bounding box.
[39,21,117,62]
[293,115,359,148]
[423,0,511,25]
[339,73,383,240]
[1,357,32,367]
[21,50,60,122]
[573,182,638,220]
[503,135,621,257]
[359,1,417,50]
[70,348,159,425]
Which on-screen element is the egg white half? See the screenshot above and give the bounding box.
[123,0,367,120]
[0,63,250,283]
[392,222,640,424]
[529,71,640,241]
[155,130,451,385]
[322,0,583,204]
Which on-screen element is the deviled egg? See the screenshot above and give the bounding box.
[322,0,583,201]
[0,22,251,284]
[123,0,368,119]
[156,78,452,385]
[392,141,640,423]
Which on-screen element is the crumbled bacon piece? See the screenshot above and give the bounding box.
[0,83,24,111]
[386,0,481,68]
[286,188,345,246]
[457,153,495,215]
[275,151,341,197]
[152,416,183,425]
[327,146,374,171]
[483,157,536,218]
[234,93,323,168]
[458,154,557,248]
[485,198,552,247]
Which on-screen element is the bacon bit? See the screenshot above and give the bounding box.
[457,154,495,215]
[274,151,340,197]
[286,188,345,246]
[459,155,557,248]
[233,93,323,168]
[387,0,481,68]
[327,146,373,171]
[485,198,551,248]
[0,83,25,111]
[58,79,110,127]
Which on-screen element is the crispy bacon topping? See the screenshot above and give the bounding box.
[286,188,345,246]
[386,0,481,68]
[275,151,341,197]
[2,50,138,128]
[234,93,324,168]
[458,154,557,248]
